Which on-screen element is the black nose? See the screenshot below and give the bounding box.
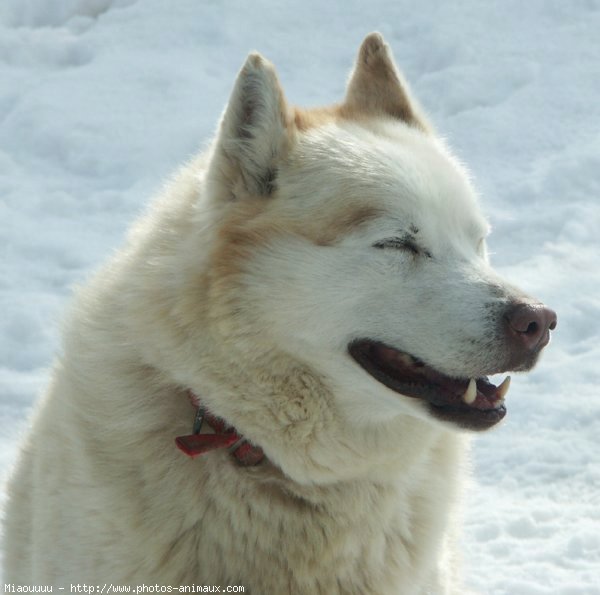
[505,302,557,351]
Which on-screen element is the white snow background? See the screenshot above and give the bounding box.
[1,0,599,592]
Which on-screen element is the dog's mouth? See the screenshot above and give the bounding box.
[348,339,510,431]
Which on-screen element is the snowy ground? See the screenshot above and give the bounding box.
[1,0,599,592]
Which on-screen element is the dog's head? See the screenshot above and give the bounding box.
[199,33,556,452]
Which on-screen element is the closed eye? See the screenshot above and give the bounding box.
[373,237,431,258]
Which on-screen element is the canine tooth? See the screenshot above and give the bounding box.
[497,376,511,399]
[462,378,477,405]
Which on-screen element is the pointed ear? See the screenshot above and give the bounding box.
[209,53,293,199]
[344,33,429,130]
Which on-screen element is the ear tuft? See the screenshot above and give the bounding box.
[246,52,264,68]
[209,52,292,198]
[344,32,429,131]
[358,32,388,65]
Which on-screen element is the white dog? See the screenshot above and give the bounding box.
[3,33,556,593]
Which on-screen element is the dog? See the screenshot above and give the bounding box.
[3,33,556,593]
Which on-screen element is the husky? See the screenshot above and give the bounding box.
[3,33,556,593]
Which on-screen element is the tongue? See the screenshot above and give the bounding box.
[471,378,502,410]
[460,376,512,410]
[415,362,492,403]
[428,376,504,411]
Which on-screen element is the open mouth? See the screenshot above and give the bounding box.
[348,339,510,431]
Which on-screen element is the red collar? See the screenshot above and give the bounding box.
[175,391,264,466]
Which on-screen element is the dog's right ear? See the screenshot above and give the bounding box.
[344,32,429,131]
[208,53,293,200]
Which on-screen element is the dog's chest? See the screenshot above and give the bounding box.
[156,469,441,594]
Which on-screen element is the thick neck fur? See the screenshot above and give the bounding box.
[51,352,464,592]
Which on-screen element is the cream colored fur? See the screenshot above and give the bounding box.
[3,33,538,593]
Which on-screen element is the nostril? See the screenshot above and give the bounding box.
[524,321,539,336]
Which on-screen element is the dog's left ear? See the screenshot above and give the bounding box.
[344,33,429,131]
[208,53,293,199]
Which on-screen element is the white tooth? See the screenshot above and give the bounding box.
[463,378,477,405]
[497,376,511,399]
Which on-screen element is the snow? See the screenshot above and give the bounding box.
[1,0,599,592]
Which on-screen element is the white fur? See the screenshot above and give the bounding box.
[3,34,540,593]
